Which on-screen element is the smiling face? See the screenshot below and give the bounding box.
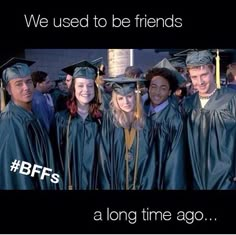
[74,77,95,105]
[188,65,216,96]
[116,91,136,113]
[149,76,171,107]
[7,75,34,106]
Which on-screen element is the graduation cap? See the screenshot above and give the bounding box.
[186,50,213,67]
[56,70,67,82]
[62,60,97,80]
[153,58,186,85]
[168,56,186,68]
[91,57,105,76]
[0,57,35,87]
[103,76,146,96]
[227,50,236,66]
[173,49,195,57]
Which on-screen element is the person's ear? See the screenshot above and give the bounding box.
[6,84,12,95]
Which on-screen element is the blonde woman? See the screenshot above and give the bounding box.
[98,77,156,190]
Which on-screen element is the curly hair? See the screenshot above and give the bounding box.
[66,79,102,120]
[145,67,178,94]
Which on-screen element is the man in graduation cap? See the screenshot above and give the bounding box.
[143,63,187,189]
[183,50,236,190]
[0,57,60,189]
[52,60,102,190]
[98,76,157,190]
[153,58,187,110]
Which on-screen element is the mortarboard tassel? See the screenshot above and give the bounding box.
[135,82,141,120]
[95,69,102,104]
[216,49,221,89]
[0,79,6,112]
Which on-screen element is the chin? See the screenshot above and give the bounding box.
[81,97,93,103]
[24,99,32,103]
[153,101,162,106]
[123,108,133,113]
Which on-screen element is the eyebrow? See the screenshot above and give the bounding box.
[151,83,168,87]
[77,82,93,85]
[13,80,23,84]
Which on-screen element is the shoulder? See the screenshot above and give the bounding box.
[0,103,32,137]
[183,92,198,105]
[182,92,198,112]
[218,86,236,97]
[0,102,33,124]
[168,103,183,122]
[32,90,45,99]
[55,110,70,124]
[102,109,113,121]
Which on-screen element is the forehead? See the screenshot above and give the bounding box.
[150,76,169,85]
[116,91,134,98]
[8,75,32,83]
[188,65,211,75]
[74,77,94,84]
[66,74,72,80]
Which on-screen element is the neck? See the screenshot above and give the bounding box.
[14,101,32,112]
[77,101,89,114]
[126,111,134,124]
[199,88,217,99]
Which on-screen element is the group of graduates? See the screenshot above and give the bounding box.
[1,49,236,190]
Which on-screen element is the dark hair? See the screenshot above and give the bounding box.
[226,68,236,83]
[125,66,143,78]
[145,67,178,94]
[31,71,48,88]
[66,79,102,120]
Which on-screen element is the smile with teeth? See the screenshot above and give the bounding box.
[199,85,206,89]
[81,94,91,97]
[24,93,32,97]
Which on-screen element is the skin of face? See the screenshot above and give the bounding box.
[188,65,216,96]
[74,78,95,105]
[149,76,171,107]
[7,75,34,106]
[66,74,73,89]
[116,91,135,113]
[38,76,52,93]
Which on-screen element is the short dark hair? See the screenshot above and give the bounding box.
[31,71,48,87]
[125,66,143,78]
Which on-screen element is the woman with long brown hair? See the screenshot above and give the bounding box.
[52,60,102,190]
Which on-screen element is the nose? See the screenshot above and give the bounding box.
[152,87,161,95]
[22,81,30,90]
[197,77,204,85]
[124,96,129,104]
